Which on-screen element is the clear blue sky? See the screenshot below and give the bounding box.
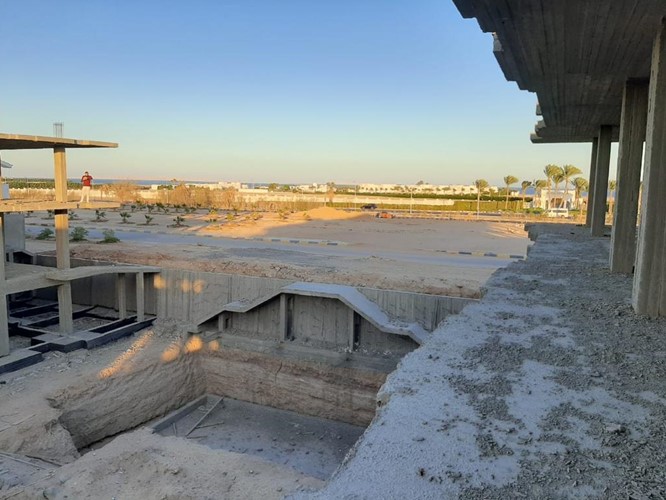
[1,0,614,186]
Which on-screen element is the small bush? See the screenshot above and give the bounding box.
[144,214,154,225]
[36,228,54,240]
[119,211,132,223]
[100,229,120,243]
[173,215,186,227]
[70,227,88,242]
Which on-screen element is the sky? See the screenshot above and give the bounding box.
[1,0,617,186]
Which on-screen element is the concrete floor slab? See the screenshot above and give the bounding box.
[298,223,666,499]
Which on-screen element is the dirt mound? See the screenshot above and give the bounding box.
[301,207,361,221]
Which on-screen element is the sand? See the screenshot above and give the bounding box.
[0,209,531,499]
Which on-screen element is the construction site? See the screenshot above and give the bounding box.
[1,1,666,499]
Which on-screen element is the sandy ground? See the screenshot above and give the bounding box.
[0,209,532,499]
[26,207,530,298]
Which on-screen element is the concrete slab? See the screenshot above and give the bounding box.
[298,223,666,499]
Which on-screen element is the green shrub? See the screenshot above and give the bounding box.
[36,228,54,240]
[100,229,120,243]
[70,227,88,242]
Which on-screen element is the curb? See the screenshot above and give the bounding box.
[436,249,524,260]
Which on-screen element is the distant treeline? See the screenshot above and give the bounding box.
[6,178,119,189]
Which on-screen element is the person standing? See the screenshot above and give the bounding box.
[79,170,93,203]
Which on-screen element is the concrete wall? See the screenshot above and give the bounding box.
[4,213,25,254]
[291,296,350,349]
[357,320,416,357]
[360,288,469,330]
[219,295,417,356]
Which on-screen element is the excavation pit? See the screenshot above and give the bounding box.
[152,394,366,480]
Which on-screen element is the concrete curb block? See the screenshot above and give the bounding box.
[436,249,525,260]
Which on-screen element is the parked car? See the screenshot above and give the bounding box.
[361,203,377,210]
[546,208,570,218]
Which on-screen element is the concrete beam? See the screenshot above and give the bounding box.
[634,20,666,316]
[591,126,613,236]
[585,138,599,228]
[610,81,649,273]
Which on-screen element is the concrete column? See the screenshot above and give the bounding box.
[0,214,5,281]
[0,294,8,356]
[136,272,145,321]
[585,138,599,227]
[633,20,666,316]
[0,215,6,356]
[279,294,290,340]
[54,146,70,270]
[610,81,649,273]
[348,309,355,352]
[54,209,70,270]
[591,126,613,236]
[117,273,127,319]
[58,283,74,333]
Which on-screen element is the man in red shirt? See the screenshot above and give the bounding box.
[79,171,93,203]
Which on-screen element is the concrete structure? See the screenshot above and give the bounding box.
[0,133,157,362]
[452,2,666,316]
[35,262,471,358]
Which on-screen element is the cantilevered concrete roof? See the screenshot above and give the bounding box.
[453,1,666,143]
[0,133,117,150]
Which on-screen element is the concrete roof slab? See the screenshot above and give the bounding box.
[0,133,117,150]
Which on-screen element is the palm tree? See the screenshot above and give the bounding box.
[552,171,566,208]
[608,179,617,215]
[534,179,548,210]
[503,175,519,209]
[543,164,563,209]
[562,165,582,208]
[571,177,589,211]
[474,179,489,217]
[520,180,532,197]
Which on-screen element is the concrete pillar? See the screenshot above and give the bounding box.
[0,214,5,281]
[590,126,612,236]
[348,309,355,352]
[0,294,8,356]
[136,272,145,321]
[54,209,70,270]
[585,138,599,227]
[0,214,7,356]
[610,81,649,273]
[279,294,288,340]
[633,20,666,316]
[53,148,70,270]
[58,283,74,333]
[117,273,127,319]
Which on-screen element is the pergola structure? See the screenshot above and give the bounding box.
[453,1,666,316]
[0,133,153,358]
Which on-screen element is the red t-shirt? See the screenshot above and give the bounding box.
[81,174,93,187]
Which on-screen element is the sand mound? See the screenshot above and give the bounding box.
[302,207,361,221]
